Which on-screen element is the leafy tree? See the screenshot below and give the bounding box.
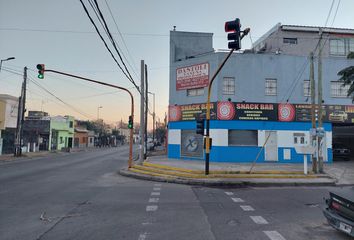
[338,52,354,101]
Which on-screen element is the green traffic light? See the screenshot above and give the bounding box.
[38,74,44,79]
[128,123,133,129]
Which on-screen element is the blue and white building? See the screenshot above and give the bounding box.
[168,24,354,163]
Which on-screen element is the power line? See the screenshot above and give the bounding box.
[103,0,139,78]
[28,75,95,119]
[79,0,140,93]
[91,0,137,87]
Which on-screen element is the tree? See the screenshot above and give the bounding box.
[338,52,354,101]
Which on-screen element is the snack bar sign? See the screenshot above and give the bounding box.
[176,63,209,90]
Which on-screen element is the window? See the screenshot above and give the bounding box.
[303,80,311,97]
[223,77,235,95]
[349,39,354,53]
[331,81,350,98]
[187,87,204,96]
[265,78,277,96]
[330,39,345,55]
[283,38,297,44]
[228,130,258,146]
[69,121,73,128]
[60,137,63,144]
[293,133,306,145]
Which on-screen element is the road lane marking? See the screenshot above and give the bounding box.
[151,192,160,196]
[264,231,286,240]
[250,216,268,224]
[138,232,148,240]
[154,183,162,187]
[153,187,161,191]
[149,198,159,203]
[146,205,158,212]
[240,205,255,211]
[225,192,234,196]
[231,197,244,203]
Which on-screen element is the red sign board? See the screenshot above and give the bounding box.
[176,63,209,90]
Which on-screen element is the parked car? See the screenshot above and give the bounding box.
[323,188,354,237]
[329,110,348,122]
[333,143,351,161]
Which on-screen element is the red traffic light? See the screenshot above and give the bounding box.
[225,18,241,32]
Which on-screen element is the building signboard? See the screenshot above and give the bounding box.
[176,63,209,90]
[169,103,216,121]
[170,102,354,123]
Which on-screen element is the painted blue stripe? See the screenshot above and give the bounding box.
[167,145,333,163]
[169,120,332,131]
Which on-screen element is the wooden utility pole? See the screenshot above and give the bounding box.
[14,67,27,156]
[310,52,317,173]
[318,29,324,173]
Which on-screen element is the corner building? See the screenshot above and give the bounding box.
[168,24,354,163]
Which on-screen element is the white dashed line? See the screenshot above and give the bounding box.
[264,231,286,240]
[151,192,160,196]
[149,198,159,203]
[225,192,234,196]
[146,205,158,212]
[154,183,162,187]
[153,187,161,191]
[231,197,244,203]
[240,205,255,211]
[138,232,148,240]
[250,216,268,224]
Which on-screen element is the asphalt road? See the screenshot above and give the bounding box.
[1,146,352,240]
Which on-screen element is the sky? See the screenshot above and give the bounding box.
[1,0,354,129]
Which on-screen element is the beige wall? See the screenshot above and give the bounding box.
[0,101,5,130]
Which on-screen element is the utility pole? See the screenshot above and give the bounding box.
[310,52,317,173]
[144,64,148,157]
[148,92,156,143]
[318,29,324,173]
[139,60,145,163]
[14,66,27,156]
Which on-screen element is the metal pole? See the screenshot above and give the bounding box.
[145,64,148,157]
[310,52,317,173]
[204,29,249,175]
[44,69,135,168]
[139,60,145,163]
[318,29,324,173]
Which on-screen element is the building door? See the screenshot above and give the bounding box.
[265,131,278,161]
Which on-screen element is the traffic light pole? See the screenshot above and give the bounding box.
[205,29,249,175]
[43,69,135,168]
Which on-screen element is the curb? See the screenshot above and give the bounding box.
[118,168,336,187]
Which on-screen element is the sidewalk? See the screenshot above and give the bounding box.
[120,155,354,187]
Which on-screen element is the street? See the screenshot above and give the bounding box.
[0,146,352,240]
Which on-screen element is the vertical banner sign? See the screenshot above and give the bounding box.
[176,63,209,90]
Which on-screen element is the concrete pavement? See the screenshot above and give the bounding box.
[120,155,354,187]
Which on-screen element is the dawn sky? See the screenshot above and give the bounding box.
[1,0,354,128]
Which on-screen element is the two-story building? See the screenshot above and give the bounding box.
[0,94,18,155]
[168,24,354,163]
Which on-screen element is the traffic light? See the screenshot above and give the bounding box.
[128,115,133,129]
[196,119,204,135]
[225,18,241,50]
[36,64,45,79]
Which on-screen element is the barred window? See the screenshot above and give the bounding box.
[187,87,204,96]
[265,78,277,96]
[228,130,258,146]
[330,39,346,56]
[283,38,297,44]
[223,77,235,95]
[330,81,350,98]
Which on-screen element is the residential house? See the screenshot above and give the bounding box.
[0,94,18,154]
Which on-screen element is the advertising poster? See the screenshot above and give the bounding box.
[169,103,216,121]
[232,102,277,121]
[176,63,209,90]
[326,105,354,123]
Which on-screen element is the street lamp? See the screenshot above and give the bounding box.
[97,106,103,120]
[148,91,156,143]
[0,57,16,72]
